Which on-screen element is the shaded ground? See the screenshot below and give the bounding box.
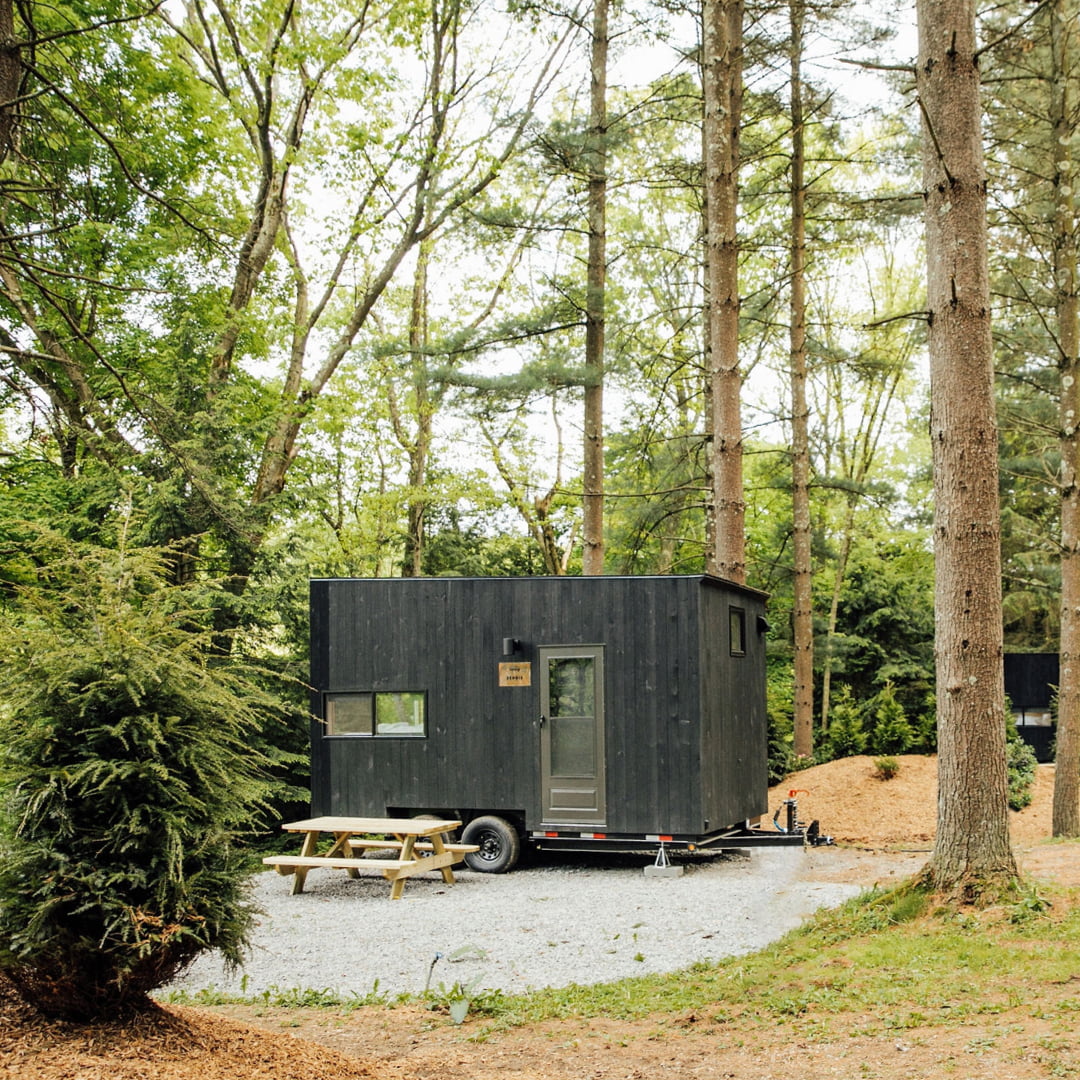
[3,755,1077,1080]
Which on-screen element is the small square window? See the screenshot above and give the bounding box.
[729,607,746,657]
[325,693,373,735]
[375,691,426,736]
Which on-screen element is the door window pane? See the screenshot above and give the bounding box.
[551,716,596,776]
[548,657,595,717]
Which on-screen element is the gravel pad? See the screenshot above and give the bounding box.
[170,848,859,1000]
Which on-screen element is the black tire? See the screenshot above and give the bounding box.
[411,812,456,849]
[461,815,521,873]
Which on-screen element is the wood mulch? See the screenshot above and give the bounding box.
[0,980,376,1079]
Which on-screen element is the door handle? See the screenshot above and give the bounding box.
[539,714,546,727]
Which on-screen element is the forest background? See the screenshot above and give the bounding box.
[0,0,1071,819]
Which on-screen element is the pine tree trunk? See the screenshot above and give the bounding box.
[1052,0,1080,838]
[582,0,608,577]
[918,0,1017,889]
[401,238,433,578]
[0,0,20,162]
[702,0,745,584]
[701,110,716,566]
[789,0,813,759]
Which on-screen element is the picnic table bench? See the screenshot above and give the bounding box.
[263,816,478,900]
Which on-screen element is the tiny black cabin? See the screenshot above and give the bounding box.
[309,574,770,870]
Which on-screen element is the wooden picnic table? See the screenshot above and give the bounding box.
[262,816,477,900]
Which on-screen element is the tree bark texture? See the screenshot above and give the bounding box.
[0,0,20,162]
[401,236,434,578]
[702,0,745,584]
[582,0,608,577]
[918,0,1017,888]
[789,0,813,759]
[1052,0,1080,838]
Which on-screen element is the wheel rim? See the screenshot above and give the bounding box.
[475,829,503,862]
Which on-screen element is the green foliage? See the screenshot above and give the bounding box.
[765,656,797,783]
[1006,735,1038,812]
[868,681,915,756]
[822,685,867,759]
[826,539,936,715]
[420,508,545,577]
[911,693,938,753]
[873,756,900,780]
[0,530,278,1020]
[163,981,398,1009]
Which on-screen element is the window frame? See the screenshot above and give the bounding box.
[729,606,747,657]
[323,690,428,738]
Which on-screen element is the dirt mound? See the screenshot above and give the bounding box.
[768,753,1054,848]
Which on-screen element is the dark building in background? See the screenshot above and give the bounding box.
[1004,653,1058,764]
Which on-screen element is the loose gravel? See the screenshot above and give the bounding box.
[170,848,860,1000]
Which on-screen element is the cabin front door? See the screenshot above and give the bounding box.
[539,645,606,827]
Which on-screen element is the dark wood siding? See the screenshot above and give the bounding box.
[310,575,768,835]
[697,579,769,829]
[1004,653,1058,709]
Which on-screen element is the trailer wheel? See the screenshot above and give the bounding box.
[411,813,456,848]
[461,815,520,873]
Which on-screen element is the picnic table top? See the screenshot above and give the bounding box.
[280,815,462,836]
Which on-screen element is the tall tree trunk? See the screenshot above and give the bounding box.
[582,0,608,577]
[401,237,433,578]
[701,114,716,567]
[702,0,745,585]
[789,0,813,758]
[0,0,21,162]
[1052,0,1080,838]
[918,0,1017,890]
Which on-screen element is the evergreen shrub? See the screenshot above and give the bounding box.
[766,658,798,783]
[822,685,867,759]
[873,755,900,780]
[0,535,277,1020]
[868,681,915,755]
[1006,735,1038,812]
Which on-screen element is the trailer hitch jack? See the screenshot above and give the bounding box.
[773,789,833,846]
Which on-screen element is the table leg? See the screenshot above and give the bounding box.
[389,835,418,900]
[429,832,457,886]
[291,830,319,895]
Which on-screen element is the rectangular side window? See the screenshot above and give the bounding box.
[324,692,425,737]
[375,691,426,736]
[729,606,746,657]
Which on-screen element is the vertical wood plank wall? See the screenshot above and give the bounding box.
[309,575,768,835]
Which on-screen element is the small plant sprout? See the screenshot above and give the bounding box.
[873,756,901,780]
